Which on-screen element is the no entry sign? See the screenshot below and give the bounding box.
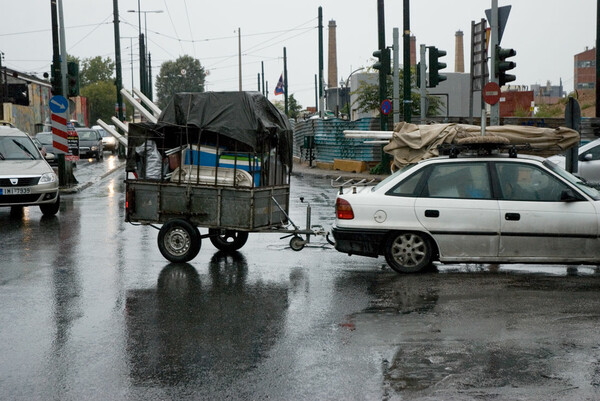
[483,82,501,105]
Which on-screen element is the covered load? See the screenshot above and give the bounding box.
[384,122,580,168]
[126,91,293,187]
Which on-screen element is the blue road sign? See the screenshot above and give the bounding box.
[381,99,392,115]
[49,95,69,114]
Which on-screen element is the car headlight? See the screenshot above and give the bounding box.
[91,146,98,151]
[39,172,57,184]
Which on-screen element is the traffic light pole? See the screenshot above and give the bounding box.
[490,0,500,126]
[402,0,411,123]
[58,0,68,99]
[419,45,426,123]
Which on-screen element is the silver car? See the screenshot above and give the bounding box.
[0,128,60,216]
[548,138,600,185]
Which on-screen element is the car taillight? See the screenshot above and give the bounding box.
[336,198,354,220]
[126,189,135,213]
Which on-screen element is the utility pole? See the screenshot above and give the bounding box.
[261,61,265,96]
[596,0,600,118]
[50,0,62,95]
[403,0,411,123]
[113,0,124,123]
[376,0,387,130]
[238,28,242,91]
[284,47,288,116]
[490,0,500,125]
[318,7,324,118]
[57,0,68,98]
[420,44,427,123]
[393,28,400,125]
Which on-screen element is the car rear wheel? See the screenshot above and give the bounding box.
[39,195,60,216]
[158,219,201,262]
[384,231,432,273]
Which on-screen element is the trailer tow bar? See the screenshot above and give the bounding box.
[271,196,331,251]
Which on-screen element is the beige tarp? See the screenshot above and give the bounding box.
[383,122,580,168]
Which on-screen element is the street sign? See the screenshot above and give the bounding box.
[381,99,392,115]
[483,82,501,105]
[66,122,79,161]
[49,95,68,114]
[485,5,511,45]
[51,112,69,154]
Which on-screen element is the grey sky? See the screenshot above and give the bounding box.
[0,0,595,109]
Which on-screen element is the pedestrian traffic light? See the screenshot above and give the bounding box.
[372,48,391,76]
[427,46,447,87]
[495,45,516,86]
[66,61,80,97]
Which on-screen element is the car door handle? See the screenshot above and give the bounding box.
[505,213,520,221]
[425,209,439,218]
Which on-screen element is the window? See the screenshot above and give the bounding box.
[495,162,570,202]
[387,169,426,196]
[581,143,600,161]
[423,163,491,199]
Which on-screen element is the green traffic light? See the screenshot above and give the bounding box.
[495,45,517,86]
[427,46,447,87]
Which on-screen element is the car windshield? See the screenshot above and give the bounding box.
[78,130,96,141]
[372,163,419,192]
[0,136,41,160]
[543,160,600,200]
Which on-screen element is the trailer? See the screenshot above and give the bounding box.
[124,91,325,262]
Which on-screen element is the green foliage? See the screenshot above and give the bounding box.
[351,67,442,117]
[79,56,115,87]
[535,103,563,118]
[80,81,117,125]
[288,94,302,119]
[155,55,207,109]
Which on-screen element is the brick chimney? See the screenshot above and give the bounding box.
[410,35,417,67]
[455,30,464,73]
[328,20,338,88]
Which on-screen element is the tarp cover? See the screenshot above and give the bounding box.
[156,91,293,166]
[384,122,580,167]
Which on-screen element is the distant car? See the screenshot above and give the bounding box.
[75,128,103,160]
[332,144,600,273]
[92,125,117,154]
[35,132,60,165]
[0,128,60,216]
[547,138,600,185]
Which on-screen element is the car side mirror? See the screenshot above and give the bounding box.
[560,188,580,202]
[579,153,593,162]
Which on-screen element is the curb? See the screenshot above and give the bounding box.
[60,161,126,194]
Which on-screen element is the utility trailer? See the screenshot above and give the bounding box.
[125,91,323,262]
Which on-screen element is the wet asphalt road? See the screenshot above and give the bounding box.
[1,155,600,400]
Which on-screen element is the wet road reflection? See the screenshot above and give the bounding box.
[125,252,288,388]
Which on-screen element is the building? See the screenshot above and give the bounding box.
[530,80,565,105]
[574,47,595,90]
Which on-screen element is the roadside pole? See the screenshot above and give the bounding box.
[489,0,500,126]
[419,44,426,123]
[565,97,581,174]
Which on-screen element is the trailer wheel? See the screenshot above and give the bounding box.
[158,219,201,262]
[289,236,305,251]
[208,228,249,252]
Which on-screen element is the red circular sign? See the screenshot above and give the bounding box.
[483,82,501,105]
[380,99,392,115]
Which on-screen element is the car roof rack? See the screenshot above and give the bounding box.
[437,136,533,159]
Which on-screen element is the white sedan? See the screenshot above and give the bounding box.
[548,138,600,185]
[332,152,600,273]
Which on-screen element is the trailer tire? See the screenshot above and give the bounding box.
[208,228,249,252]
[158,219,201,262]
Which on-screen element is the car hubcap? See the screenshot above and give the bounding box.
[165,227,190,256]
[391,234,426,267]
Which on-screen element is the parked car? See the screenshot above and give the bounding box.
[332,146,600,273]
[75,128,103,160]
[547,138,600,185]
[35,132,60,165]
[92,125,117,154]
[0,128,60,216]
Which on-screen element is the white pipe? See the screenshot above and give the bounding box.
[110,116,129,134]
[96,119,127,146]
[363,140,389,144]
[132,87,161,117]
[344,130,393,139]
[120,88,157,123]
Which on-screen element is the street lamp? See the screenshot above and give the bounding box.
[127,8,163,99]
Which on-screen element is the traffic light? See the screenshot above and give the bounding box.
[495,45,516,86]
[427,46,447,87]
[372,48,391,75]
[66,61,80,97]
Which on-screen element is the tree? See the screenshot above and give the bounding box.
[288,94,302,119]
[155,55,207,109]
[80,56,115,87]
[80,81,117,125]
[352,67,442,117]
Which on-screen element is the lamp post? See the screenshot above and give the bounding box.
[127,8,162,98]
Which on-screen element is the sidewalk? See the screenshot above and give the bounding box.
[60,159,126,194]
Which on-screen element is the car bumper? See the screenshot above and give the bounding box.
[0,183,59,207]
[331,225,389,258]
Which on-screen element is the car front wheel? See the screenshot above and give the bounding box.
[384,231,432,273]
[39,195,60,216]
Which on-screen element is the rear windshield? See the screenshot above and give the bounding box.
[0,136,42,160]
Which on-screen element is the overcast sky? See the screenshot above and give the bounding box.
[0,0,596,109]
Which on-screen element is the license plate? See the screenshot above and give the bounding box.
[0,187,31,195]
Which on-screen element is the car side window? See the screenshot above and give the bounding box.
[424,163,491,199]
[387,169,426,196]
[495,162,570,202]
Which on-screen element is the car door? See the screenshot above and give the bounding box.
[412,161,501,260]
[577,141,600,184]
[494,161,599,261]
